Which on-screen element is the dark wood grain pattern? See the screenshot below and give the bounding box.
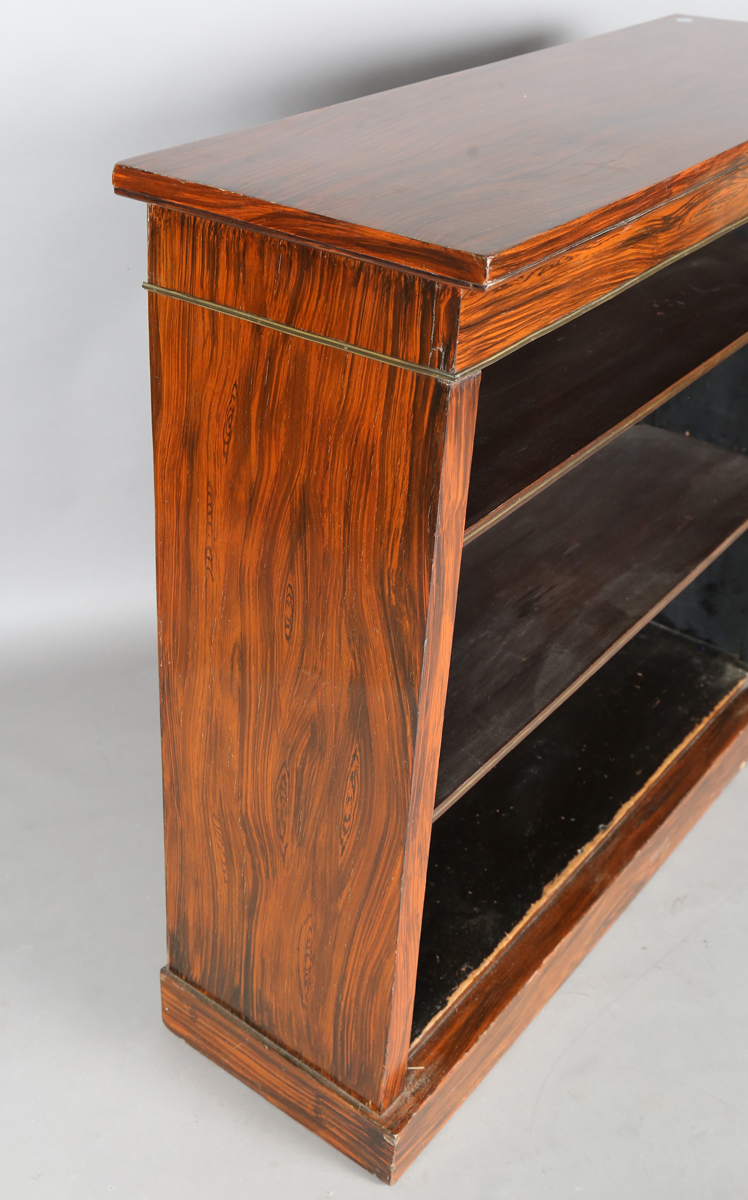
[115,18,748,285]
[465,223,748,539]
[115,14,748,1178]
[148,206,462,372]
[160,680,748,1183]
[150,218,476,1107]
[437,425,748,812]
[160,967,397,1179]
[416,624,747,1037]
[455,169,748,370]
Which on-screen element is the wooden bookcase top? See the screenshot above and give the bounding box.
[114,16,748,285]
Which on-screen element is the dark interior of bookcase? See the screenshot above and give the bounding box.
[411,222,748,1045]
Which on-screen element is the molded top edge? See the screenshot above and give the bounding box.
[114,16,748,285]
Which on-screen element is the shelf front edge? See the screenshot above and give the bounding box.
[455,169,748,372]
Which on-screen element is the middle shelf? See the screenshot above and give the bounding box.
[435,423,748,816]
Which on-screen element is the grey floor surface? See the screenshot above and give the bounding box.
[1,628,747,1199]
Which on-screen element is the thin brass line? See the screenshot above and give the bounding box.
[462,214,748,376]
[145,215,748,383]
[143,282,461,382]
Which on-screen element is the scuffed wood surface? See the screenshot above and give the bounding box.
[417,624,747,1036]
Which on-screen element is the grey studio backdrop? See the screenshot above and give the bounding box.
[2,2,748,1196]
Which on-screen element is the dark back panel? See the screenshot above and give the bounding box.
[438,425,748,810]
[647,346,748,659]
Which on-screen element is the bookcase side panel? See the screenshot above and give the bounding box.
[381,372,479,1106]
[147,230,461,1106]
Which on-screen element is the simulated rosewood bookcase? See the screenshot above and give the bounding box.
[114,15,748,1182]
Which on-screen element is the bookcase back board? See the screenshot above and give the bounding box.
[647,346,748,660]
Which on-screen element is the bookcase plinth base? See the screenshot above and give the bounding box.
[161,686,748,1184]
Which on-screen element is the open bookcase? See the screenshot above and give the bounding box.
[114,15,748,1183]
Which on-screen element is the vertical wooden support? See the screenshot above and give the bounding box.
[147,208,476,1108]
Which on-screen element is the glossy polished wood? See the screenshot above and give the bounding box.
[161,678,748,1182]
[114,14,748,1178]
[455,169,748,370]
[150,260,476,1108]
[384,371,479,1099]
[160,967,396,1179]
[148,206,462,372]
[115,17,748,286]
[437,425,748,812]
[465,223,748,539]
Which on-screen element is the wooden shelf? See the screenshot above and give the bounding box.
[416,622,747,1039]
[436,424,748,814]
[465,222,748,543]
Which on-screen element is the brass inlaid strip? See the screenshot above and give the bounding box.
[462,214,748,377]
[146,214,748,384]
[143,282,462,382]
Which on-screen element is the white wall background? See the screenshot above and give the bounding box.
[3,0,748,653]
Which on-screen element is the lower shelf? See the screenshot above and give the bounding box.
[160,623,748,1184]
[414,622,747,1038]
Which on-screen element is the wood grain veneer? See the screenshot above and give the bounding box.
[160,668,748,1182]
[455,170,748,371]
[114,13,748,1180]
[437,425,748,813]
[115,17,748,287]
[150,246,476,1107]
[148,206,462,373]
